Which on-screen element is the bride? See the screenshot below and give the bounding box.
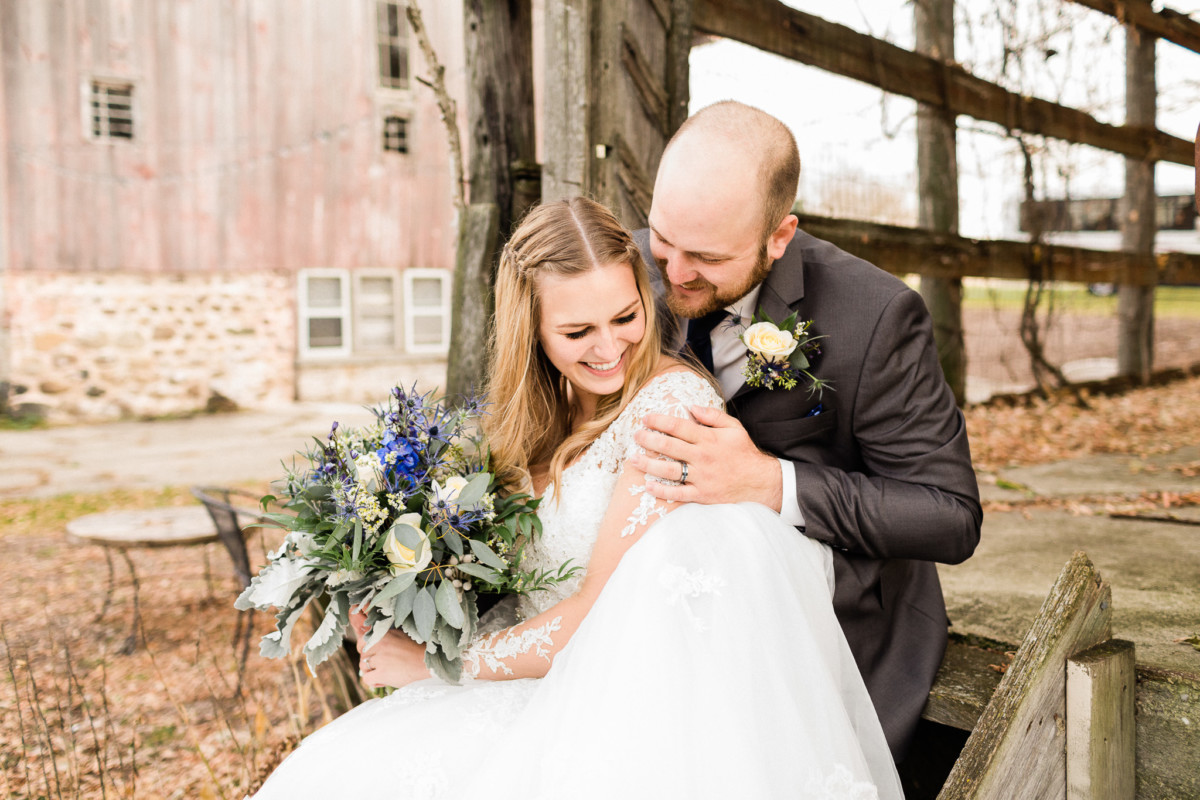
[251,197,903,799]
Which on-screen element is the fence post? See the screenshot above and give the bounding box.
[915,0,966,406]
[1067,639,1136,800]
[1117,18,1157,382]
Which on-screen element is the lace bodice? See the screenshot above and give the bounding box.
[516,371,722,619]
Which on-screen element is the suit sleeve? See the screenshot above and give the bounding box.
[791,289,982,564]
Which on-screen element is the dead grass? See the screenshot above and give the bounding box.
[2,375,1198,797]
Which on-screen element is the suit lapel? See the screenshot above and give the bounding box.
[729,236,807,404]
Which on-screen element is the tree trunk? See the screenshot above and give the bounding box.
[1117,23,1156,382]
[914,0,965,406]
[445,0,538,402]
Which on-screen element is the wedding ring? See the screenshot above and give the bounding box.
[679,461,689,485]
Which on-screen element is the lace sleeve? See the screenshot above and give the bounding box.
[460,370,721,681]
[611,372,722,538]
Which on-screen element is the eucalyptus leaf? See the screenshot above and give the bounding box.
[392,582,418,623]
[363,614,396,651]
[413,585,437,641]
[469,539,507,571]
[391,522,422,550]
[435,579,465,629]
[455,472,491,508]
[352,519,363,563]
[442,528,464,557]
[455,561,501,584]
[371,571,416,609]
[792,352,810,370]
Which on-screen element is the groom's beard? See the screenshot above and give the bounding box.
[662,241,773,319]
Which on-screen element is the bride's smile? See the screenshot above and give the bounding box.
[536,261,646,418]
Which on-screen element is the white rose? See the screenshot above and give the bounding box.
[742,321,798,364]
[432,475,470,507]
[383,512,433,576]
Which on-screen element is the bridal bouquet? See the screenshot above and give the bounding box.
[236,385,572,682]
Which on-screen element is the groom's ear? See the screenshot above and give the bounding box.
[766,214,799,262]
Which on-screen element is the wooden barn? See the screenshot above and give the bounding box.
[0,0,464,422]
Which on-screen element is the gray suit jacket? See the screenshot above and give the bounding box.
[635,227,983,760]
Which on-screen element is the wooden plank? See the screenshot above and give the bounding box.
[794,213,1200,287]
[938,551,1112,800]
[613,133,654,227]
[1133,665,1200,799]
[692,0,1193,167]
[619,23,668,137]
[1069,0,1200,55]
[1117,16,1157,381]
[1067,639,1136,800]
[541,0,590,202]
[922,638,1007,732]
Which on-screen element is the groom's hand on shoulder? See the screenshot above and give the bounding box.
[632,405,783,512]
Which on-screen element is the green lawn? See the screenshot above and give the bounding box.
[960,283,1200,318]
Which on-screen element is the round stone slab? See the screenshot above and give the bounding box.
[66,506,217,548]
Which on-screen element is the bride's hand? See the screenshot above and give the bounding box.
[359,629,430,688]
[350,608,431,688]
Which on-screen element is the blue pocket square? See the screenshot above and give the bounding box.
[803,403,825,418]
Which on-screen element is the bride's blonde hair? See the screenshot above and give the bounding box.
[483,197,665,494]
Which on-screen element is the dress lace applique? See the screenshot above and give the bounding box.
[462,616,563,678]
[621,484,669,537]
[800,763,881,800]
[658,564,726,632]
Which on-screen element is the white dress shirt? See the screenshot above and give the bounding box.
[707,287,806,529]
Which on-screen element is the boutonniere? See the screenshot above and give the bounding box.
[738,311,832,395]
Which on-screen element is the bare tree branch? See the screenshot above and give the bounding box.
[405,1,466,214]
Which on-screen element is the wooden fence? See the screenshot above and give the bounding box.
[544,0,1200,397]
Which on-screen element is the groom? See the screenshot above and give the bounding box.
[631,101,982,762]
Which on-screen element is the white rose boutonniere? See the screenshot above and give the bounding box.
[738,310,832,394]
[383,512,434,576]
[742,321,799,364]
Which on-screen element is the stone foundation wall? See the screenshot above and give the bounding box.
[295,358,448,406]
[6,271,296,423]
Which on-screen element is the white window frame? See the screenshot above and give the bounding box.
[83,77,136,142]
[353,269,402,352]
[299,269,353,358]
[403,268,451,354]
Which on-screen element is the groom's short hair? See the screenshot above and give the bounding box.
[666,101,801,241]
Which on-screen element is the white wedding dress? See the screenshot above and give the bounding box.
[252,372,903,799]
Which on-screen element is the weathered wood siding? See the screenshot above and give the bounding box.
[1,0,463,275]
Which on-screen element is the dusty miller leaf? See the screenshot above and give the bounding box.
[435,579,465,629]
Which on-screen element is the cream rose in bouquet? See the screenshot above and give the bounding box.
[236,385,576,682]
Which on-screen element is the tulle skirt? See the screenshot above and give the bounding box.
[252,503,903,800]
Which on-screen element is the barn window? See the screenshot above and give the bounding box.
[299,270,353,358]
[383,115,409,154]
[354,272,401,351]
[377,2,410,91]
[90,81,135,140]
[299,269,443,357]
[403,269,451,354]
